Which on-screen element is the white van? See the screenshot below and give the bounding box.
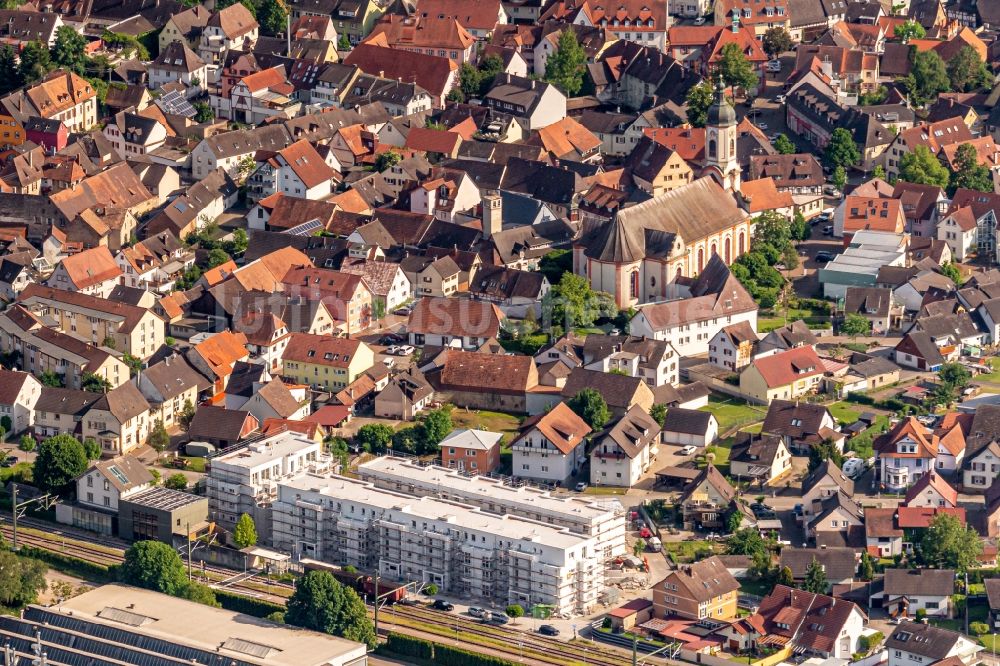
[647,537,662,552]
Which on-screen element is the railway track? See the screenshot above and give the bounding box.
[0,518,641,666]
[387,604,629,666]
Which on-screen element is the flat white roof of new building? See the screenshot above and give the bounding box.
[281,473,592,550]
[358,456,623,523]
[53,584,366,666]
[211,431,319,470]
[439,428,504,451]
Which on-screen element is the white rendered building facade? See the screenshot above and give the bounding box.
[272,474,604,614]
[357,456,626,557]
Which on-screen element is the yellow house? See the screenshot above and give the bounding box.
[626,138,694,197]
[652,556,739,621]
[0,112,25,149]
[281,333,375,391]
[739,346,824,405]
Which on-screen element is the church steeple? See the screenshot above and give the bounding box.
[704,77,740,192]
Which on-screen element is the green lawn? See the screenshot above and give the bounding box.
[701,394,766,433]
[975,358,1000,384]
[450,408,523,436]
[828,401,862,426]
[740,578,775,596]
[742,423,763,434]
[179,456,206,473]
[663,539,724,563]
[757,306,831,333]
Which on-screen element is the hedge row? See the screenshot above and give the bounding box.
[214,589,286,618]
[845,392,907,413]
[16,545,114,582]
[385,633,434,660]
[380,632,516,666]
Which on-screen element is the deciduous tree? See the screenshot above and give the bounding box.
[285,571,376,648]
[33,434,88,493]
[899,145,950,187]
[761,27,793,58]
[824,128,860,169]
[684,82,714,128]
[917,512,982,572]
[234,513,258,549]
[544,29,587,96]
[567,388,609,430]
[773,133,796,154]
[947,45,992,93]
[120,541,188,596]
[718,43,757,93]
[50,26,87,73]
[950,142,994,194]
[0,551,47,607]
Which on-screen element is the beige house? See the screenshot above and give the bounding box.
[729,434,792,486]
[937,206,980,262]
[0,305,130,390]
[137,355,207,429]
[32,386,101,438]
[374,368,434,420]
[739,346,824,404]
[82,382,152,456]
[18,284,166,360]
[412,255,461,298]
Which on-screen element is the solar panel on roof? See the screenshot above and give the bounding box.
[107,465,130,486]
[155,89,196,118]
[284,218,324,236]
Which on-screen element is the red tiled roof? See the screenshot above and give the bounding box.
[750,346,824,388]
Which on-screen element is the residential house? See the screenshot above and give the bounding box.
[708,321,759,373]
[660,409,718,447]
[622,136,694,196]
[962,404,1000,490]
[940,206,983,263]
[589,405,660,488]
[74,454,154,514]
[0,306,130,391]
[247,139,334,203]
[18,284,166,360]
[190,124,291,182]
[432,351,540,413]
[800,459,854,524]
[185,330,250,396]
[158,5,211,51]
[343,44,457,108]
[739,346,825,404]
[199,2,259,65]
[46,247,123,298]
[364,13,476,65]
[560,368,654,419]
[136,355,207,429]
[148,41,208,94]
[883,118,974,181]
[32,387,100,439]
[440,429,502,474]
[865,507,904,557]
[652,556,740,621]
[842,287,904,334]
[753,585,866,659]
[875,417,939,492]
[483,74,566,131]
[510,402,591,485]
[240,381,310,424]
[374,367,434,420]
[902,470,958,508]
[0,368,41,435]
[778,547,857,591]
[1,70,97,134]
[281,333,374,392]
[629,257,758,357]
[885,622,980,666]
[878,569,955,619]
[679,464,736,530]
[102,112,168,160]
[81,382,151,456]
[580,334,678,388]
[729,433,792,486]
[186,405,259,448]
[281,266,373,335]
[806,491,865,548]
[714,0,791,36]
[406,297,503,350]
[761,401,842,455]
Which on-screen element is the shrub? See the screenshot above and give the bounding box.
[970,622,990,636]
[859,631,884,652]
[423,583,439,596]
[386,633,434,660]
[915,608,927,621]
[214,589,286,618]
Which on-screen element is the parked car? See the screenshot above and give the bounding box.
[693,16,706,24]
[1,456,16,468]
[757,121,768,130]
[767,59,782,72]
[775,94,786,104]
[393,306,412,316]
[432,600,454,611]
[385,345,400,355]
[822,225,834,236]
[574,481,588,492]
[383,358,396,368]
[396,345,415,356]
[750,503,776,518]
[488,613,511,625]
[539,625,560,636]
[399,596,420,606]
[379,333,404,345]
[823,185,841,197]
[468,607,488,619]
[639,526,653,539]
[815,251,834,263]
[679,445,697,455]
[842,458,865,479]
